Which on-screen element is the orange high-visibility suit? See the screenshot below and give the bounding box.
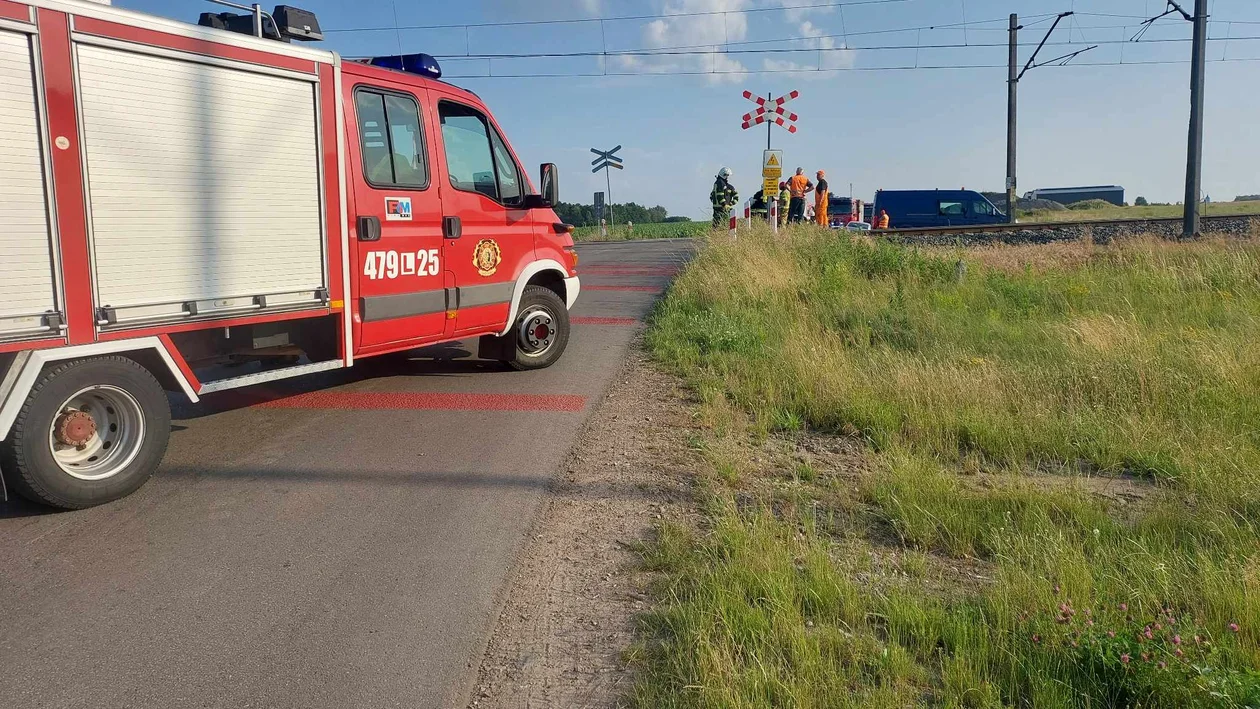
[877,210,890,229]
[786,173,812,223]
[814,171,829,226]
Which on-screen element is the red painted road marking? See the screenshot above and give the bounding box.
[572,316,639,325]
[580,266,678,276]
[258,392,587,412]
[584,285,661,292]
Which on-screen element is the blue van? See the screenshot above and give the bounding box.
[872,190,1006,229]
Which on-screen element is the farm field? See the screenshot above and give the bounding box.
[635,224,1260,707]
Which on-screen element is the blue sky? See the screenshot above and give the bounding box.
[115,0,1260,218]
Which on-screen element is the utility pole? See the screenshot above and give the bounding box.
[1135,0,1206,236]
[1005,12,1094,224]
[1006,14,1019,223]
[605,164,614,228]
[766,92,772,150]
[1183,0,1207,237]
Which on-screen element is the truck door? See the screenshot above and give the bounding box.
[430,95,538,335]
[348,84,447,352]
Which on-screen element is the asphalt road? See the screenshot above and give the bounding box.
[0,238,692,709]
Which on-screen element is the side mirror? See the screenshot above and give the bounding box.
[540,163,559,206]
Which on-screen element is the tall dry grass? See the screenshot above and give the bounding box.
[637,224,1260,707]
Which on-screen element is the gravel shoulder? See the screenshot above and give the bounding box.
[469,344,699,708]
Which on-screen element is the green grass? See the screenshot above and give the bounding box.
[635,225,1260,707]
[1021,200,1260,223]
[574,221,710,242]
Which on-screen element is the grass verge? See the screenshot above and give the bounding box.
[633,224,1260,707]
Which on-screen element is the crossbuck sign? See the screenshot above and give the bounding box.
[740,90,800,134]
[590,145,623,173]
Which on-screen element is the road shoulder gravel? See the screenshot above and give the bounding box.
[469,343,699,708]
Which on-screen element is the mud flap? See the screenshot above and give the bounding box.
[478,333,515,362]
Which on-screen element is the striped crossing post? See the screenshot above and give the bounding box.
[729,215,737,240]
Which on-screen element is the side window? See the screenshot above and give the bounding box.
[489,129,521,204]
[354,89,428,189]
[938,201,965,216]
[439,101,523,205]
[972,201,995,216]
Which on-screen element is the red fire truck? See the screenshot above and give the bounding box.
[0,0,581,509]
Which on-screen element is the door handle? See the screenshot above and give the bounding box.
[357,215,381,242]
[443,216,462,239]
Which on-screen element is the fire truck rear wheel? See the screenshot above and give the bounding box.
[0,356,171,510]
[508,285,570,371]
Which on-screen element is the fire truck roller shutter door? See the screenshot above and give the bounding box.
[74,42,326,320]
[0,29,59,341]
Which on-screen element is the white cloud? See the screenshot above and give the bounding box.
[619,0,751,84]
[798,21,835,50]
[778,0,835,23]
[760,20,855,76]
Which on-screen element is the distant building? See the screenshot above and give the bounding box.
[1023,185,1125,206]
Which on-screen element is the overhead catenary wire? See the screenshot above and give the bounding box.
[335,0,1260,79]
[423,33,1259,61]
[430,54,1260,80]
[369,14,1253,61]
[323,4,1259,39]
[323,0,914,33]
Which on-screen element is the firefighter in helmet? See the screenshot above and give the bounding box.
[710,167,738,228]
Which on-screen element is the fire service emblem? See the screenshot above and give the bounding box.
[473,239,502,277]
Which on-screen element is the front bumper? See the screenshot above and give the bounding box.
[564,276,580,309]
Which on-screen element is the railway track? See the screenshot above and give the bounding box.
[878,213,1260,239]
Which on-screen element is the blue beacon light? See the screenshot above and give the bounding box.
[368,53,442,79]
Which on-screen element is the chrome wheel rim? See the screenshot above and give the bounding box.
[517,307,557,358]
[47,385,146,481]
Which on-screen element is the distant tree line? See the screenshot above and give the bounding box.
[1235,195,1260,202]
[553,201,683,227]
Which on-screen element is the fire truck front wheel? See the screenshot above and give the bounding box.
[0,356,171,510]
[507,285,571,371]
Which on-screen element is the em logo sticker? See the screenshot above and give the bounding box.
[385,197,412,221]
[473,239,502,277]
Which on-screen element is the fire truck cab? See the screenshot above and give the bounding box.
[0,0,580,509]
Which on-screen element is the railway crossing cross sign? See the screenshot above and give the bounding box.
[590,145,623,173]
[591,145,624,226]
[741,90,800,137]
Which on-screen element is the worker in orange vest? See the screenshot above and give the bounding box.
[814,170,829,226]
[786,168,813,224]
[876,209,890,230]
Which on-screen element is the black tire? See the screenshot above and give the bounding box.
[507,285,571,371]
[0,356,171,510]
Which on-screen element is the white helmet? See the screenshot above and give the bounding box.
[718,167,732,179]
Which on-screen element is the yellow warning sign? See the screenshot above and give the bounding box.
[762,149,783,182]
[763,177,780,199]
